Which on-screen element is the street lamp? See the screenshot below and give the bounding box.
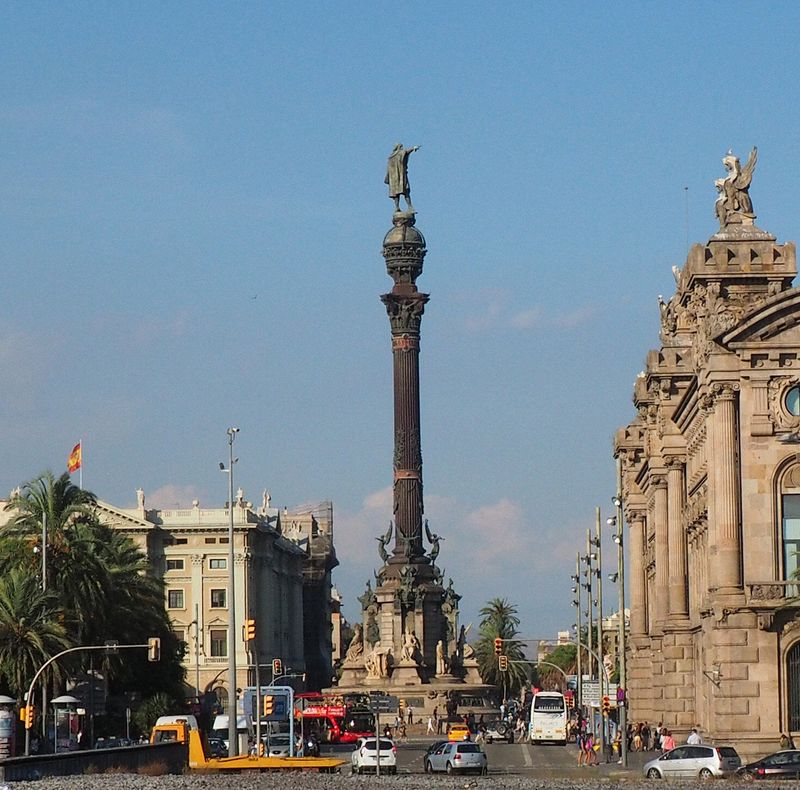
[612,458,628,768]
[220,427,239,757]
[573,554,583,710]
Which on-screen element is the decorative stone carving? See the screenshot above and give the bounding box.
[714,148,758,227]
[424,520,442,562]
[750,584,785,601]
[365,643,393,678]
[436,640,449,675]
[768,376,800,432]
[400,630,422,665]
[344,623,364,664]
[376,522,393,563]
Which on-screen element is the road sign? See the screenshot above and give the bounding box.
[581,681,600,707]
[368,693,398,713]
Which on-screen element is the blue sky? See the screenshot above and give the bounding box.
[3,2,800,639]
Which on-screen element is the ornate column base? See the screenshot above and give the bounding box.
[390,660,426,686]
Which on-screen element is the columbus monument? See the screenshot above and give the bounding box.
[335,146,484,703]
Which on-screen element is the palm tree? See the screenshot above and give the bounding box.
[0,568,71,698]
[475,597,528,695]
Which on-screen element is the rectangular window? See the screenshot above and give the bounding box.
[210,629,227,657]
[175,538,188,545]
[167,589,184,609]
[166,559,184,571]
[783,494,800,580]
[209,558,227,570]
[219,537,229,544]
[173,628,185,643]
[210,589,227,608]
[205,537,217,544]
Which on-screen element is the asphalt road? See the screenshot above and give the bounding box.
[324,739,653,777]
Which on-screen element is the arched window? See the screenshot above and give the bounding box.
[787,641,800,732]
[780,465,800,581]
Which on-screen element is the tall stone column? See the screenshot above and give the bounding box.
[710,383,743,593]
[381,214,430,566]
[652,475,669,629]
[666,457,689,621]
[628,511,647,637]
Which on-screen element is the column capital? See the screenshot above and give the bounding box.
[664,455,686,469]
[710,381,740,402]
[650,474,667,490]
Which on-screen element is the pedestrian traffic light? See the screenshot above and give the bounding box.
[498,655,509,672]
[602,695,610,715]
[494,637,503,655]
[24,705,35,729]
[263,695,274,716]
[272,658,282,676]
[147,637,161,662]
[245,619,256,641]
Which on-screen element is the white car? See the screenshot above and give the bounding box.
[350,736,397,774]
[264,733,291,757]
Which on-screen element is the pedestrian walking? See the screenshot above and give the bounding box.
[407,705,414,725]
[661,729,675,753]
[427,716,434,734]
[686,728,701,745]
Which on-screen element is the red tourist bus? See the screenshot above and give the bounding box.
[295,694,375,744]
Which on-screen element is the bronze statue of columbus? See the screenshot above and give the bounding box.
[385,143,420,213]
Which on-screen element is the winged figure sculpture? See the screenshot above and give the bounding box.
[715,147,758,226]
[376,521,393,562]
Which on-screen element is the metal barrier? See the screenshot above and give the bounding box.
[0,741,186,781]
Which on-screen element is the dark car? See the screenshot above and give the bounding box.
[737,750,800,780]
[207,736,227,757]
[426,740,448,757]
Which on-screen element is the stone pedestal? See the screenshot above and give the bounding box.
[391,660,425,686]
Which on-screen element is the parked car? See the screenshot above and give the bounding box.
[737,750,800,780]
[425,741,488,775]
[350,736,397,774]
[644,745,741,779]
[484,720,515,744]
[447,722,471,741]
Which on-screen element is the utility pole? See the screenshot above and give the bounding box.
[573,554,583,712]
[595,506,605,760]
[614,455,628,767]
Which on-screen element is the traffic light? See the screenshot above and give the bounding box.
[245,619,256,642]
[498,655,509,672]
[19,706,26,723]
[494,637,503,655]
[602,695,611,716]
[147,636,161,662]
[272,658,282,676]
[263,695,274,716]
[24,704,35,729]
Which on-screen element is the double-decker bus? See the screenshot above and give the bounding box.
[529,691,567,745]
[294,694,375,743]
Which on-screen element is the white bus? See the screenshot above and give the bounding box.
[529,691,567,745]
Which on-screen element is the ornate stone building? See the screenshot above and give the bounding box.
[98,489,337,704]
[615,149,800,756]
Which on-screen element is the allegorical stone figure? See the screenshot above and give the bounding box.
[401,630,421,664]
[385,143,420,213]
[436,640,449,675]
[344,623,364,664]
[714,147,757,226]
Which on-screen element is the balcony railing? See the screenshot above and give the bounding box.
[746,581,800,603]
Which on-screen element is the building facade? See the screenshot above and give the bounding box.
[615,152,800,756]
[99,489,337,707]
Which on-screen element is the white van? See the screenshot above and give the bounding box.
[211,714,253,751]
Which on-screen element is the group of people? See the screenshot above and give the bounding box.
[627,721,682,752]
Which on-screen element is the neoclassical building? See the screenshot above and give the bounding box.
[615,150,800,756]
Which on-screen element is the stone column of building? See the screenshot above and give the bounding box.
[652,474,669,628]
[628,512,648,637]
[710,383,743,594]
[666,457,689,621]
[626,509,654,724]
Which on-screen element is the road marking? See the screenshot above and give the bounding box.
[522,744,533,767]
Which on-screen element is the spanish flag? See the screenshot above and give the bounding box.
[67,442,82,473]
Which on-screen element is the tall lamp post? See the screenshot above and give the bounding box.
[593,507,605,759]
[612,454,628,767]
[571,556,582,711]
[221,427,239,757]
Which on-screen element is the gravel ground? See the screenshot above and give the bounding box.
[0,775,762,790]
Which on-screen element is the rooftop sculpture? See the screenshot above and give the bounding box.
[714,147,757,226]
[385,143,420,213]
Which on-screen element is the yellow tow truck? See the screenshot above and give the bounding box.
[150,718,344,772]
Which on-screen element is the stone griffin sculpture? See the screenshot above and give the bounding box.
[376,522,393,563]
[715,147,757,226]
[385,143,420,213]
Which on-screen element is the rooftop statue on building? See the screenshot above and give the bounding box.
[714,147,757,226]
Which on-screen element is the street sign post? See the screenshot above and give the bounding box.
[369,692,398,776]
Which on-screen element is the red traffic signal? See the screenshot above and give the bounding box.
[602,695,611,715]
[494,638,503,655]
[272,658,282,677]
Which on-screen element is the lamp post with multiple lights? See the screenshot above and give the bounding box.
[610,455,628,767]
[221,427,239,757]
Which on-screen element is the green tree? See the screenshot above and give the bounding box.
[538,643,576,691]
[2,471,185,704]
[475,597,528,695]
[0,568,71,697]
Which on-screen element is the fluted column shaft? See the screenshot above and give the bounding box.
[653,476,669,628]
[628,512,648,637]
[667,459,689,620]
[710,384,742,591]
